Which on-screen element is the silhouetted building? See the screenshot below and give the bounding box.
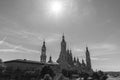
[57,35,67,63]
[40,41,47,63]
[57,35,93,73]
[4,59,60,72]
[48,56,53,63]
[86,46,92,70]
[4,35,93,74]
[4,59,45,70]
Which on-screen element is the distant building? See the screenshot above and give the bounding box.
[57,35,93,73]
[4,59,60,73]
[0,59,6,70]
[4,35,93,74]
[4,59,45,70]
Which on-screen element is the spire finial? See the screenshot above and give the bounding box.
[43,40,45,45]
[42,40,46,48]
[70,49,72,53]
[86,45,89,52]
[62,33,65,39]
[86,44,88,50]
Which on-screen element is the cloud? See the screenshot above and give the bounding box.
[6,30,61,45]
[0,16,19,30]
[91,57,109,61]
[20,31,61,45]
[90,43,117,51]
[73,48,84,52]
[19,31,43,39]
[15,46,40,53]
[46,33,61,44]
[0,37,17,49]
[94,65,120,71]
[0,49,21,53]
[87,43,119,57]
[0,38,40,54]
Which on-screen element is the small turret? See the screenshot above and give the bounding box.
[73,57,77,63]
[48,56,53,63]
[77,58,80,63]
[82,59,86,67]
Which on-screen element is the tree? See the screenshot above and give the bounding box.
[40,66,55,79]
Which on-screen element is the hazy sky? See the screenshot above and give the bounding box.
[0,0,120,71]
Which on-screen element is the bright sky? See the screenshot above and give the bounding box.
[0,0,120,71]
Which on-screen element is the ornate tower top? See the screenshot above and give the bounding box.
[62,34,65,42]
[40,41,47,63]
[86,46,89,52]
[85,46,92,70]
[60,34,66,52]
[42,41,46,49]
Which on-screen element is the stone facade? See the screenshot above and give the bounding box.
[4,59,60,73]
[57,35,93,73]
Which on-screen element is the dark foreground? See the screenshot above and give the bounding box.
[0,66,108,80]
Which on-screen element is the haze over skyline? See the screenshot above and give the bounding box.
[0,0,120,71]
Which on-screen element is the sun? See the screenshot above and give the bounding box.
[51,1,62,13]
[49,1,63,16]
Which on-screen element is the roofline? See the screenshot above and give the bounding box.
[4,59,59,65]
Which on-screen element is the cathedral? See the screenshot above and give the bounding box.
[40,35,93,73]
[4,35,93,74]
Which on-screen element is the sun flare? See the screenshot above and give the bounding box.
[49,1,63,15]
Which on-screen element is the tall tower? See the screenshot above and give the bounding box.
[57,35,71,69]
[85,46,92,70]
[40,41,47,63]
[61,34,66,53]
[57,35,67,63]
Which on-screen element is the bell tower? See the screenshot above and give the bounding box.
[57,34,67,63]
[61,34,66,53]
[86,46,92,70]
[40,41,47,63]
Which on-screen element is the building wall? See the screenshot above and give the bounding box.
[4,61,45,70]
[4,60,61,74]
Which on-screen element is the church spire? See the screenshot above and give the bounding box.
[77,58,79,63]
[69,49,73,59]
[62,34,65,41]
[57,35,67,63]
[82,59,86,67]
[73,57,77,63]
[85,46,92,70]
[61,34,66,53]
[40,41,47,63]
[43,40,45,45]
